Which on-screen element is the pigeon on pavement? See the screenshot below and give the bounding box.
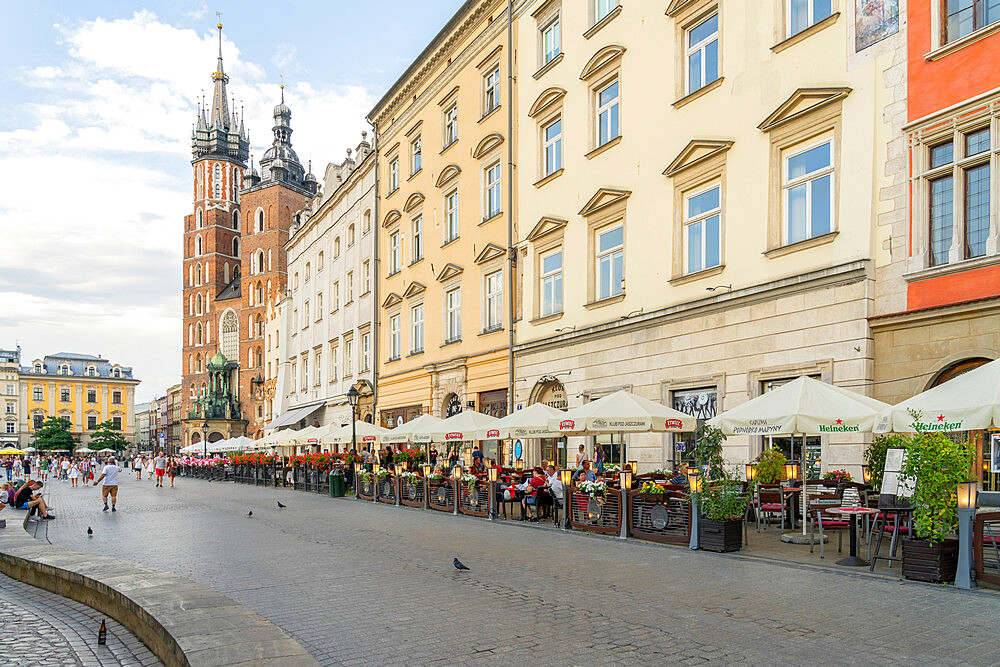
[247,510,253,518]
[453,558,470,571]
[277,501,286,508]
[87,527,93,537]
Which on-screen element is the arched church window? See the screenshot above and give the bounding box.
[220,310,239,360]
[195,293,203,315]
[214,163,222,199]
[232,237,239,257]
[233,210,240,230]
[195,235,202,256]
[196,208,203,229]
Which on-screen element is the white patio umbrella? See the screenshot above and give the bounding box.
[875,357,1000,433]
[382,414,443,445]
[547,390,697,434]
[330,421,392,447]
[410,410,502,443]
[75,447,95,454]
[496,402,564,439]
[291,425,325,445]
[707,375,890,535]
[312,422,344,445]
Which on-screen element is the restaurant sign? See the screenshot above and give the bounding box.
[559,419,576,430]
[445,431,464,440]
[486,429,500,438]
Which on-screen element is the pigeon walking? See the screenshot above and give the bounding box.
[87,527,93,537]
[247,510,253,518]
[277,501,286,509]
[453,558,470,571]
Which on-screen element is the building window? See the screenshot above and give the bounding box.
[596,224,624,300]
[348,224,355,246]
[4,402,13,414]
[345,339,353,376]
[672,388,717,464]
[444,104,458,147]
[6,421,15,435]
[195,236,203,256]
[87,415,97,430]
[302,356,309,391]
[945,0,1000,42]
[595,0,618,23]
[926,128,992,266]
[412,216,424,262]
[363,210,372,233]
[232,238,239,257]
[303,301,310,326]
[305,262,311,282]
[33,387,42,401]
[112,390,122,405]
[684,184,722,274]
[112,416,122,430]
[686,14,719,95]
[87,389,96,403]
[86,366,96,377]
[33,414,44,429]
[333,281,340,311]
[363,261,371,294]
[542,15,561,65]
[411,137,422,175]
[783,139,833,245]
[788,0,832,37]
[334,237,341,257]
[361,333,371,372]
[389,157,399,193]
[346,271,354,303]
[543,118,563,176]
[390,232,402,274]
[445,190,460,242]
[540,249,563,317]
[318,251,325,271]
[389,315,401,360]
[597,80,620,147]
[315,350,322,386]
[330,345,338,382]
[213,163,222,199]
[485,162,502,219]
[60,388,70,403]
[446,287,462,342]
[484,271,503,332]
[232,210,239,230]
[255,209,265,233]
[484,66,501,114]
[196,208,203,229]
[411,304,424,353]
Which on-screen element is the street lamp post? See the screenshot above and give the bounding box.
[956,481,978,590]
[619,469,632,540]
[347,386,359,454]
[487,466,499,521]
[200,420,209,459]
[559,469,573,530]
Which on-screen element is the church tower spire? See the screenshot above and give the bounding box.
[192,17,248,163]
[209,20,231,130]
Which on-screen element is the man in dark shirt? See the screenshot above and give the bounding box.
[13,481,53,519]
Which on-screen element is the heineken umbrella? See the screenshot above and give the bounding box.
[707,375,890,535]
[382,414,443,445]
[875,357,1000,433]
[496,402,564,439]
[411,410,502,443]
[330,421,392,447]
[547,390,696,435]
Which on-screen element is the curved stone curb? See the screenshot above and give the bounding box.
[0,524,318,666]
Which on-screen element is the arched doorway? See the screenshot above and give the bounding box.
[444,393,462,418]
[530,379,568,468]
[930,358,993,490]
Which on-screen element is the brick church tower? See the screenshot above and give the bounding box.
[239,87,317,437]
[181,21,249,450]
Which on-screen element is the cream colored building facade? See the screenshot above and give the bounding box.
[271,135,378,442]
[369,0,514,448]
[510,0,907,473]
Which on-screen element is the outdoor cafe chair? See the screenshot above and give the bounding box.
[756,486,784,531]
[809,492,848,558]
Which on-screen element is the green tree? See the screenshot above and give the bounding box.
[33,416,76,451]
[89,420,130,453]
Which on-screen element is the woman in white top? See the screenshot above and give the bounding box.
[145,456,155,479]
[68,460,80,487]
[134,456,143,480]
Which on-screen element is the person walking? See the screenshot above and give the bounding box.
[166,456,176,488]
[12,457,22,481]
[4,458,12,482]
[22,457,30,478]
[60,457,70,481]
[133,455,143,480]
[68,459,80,488]
[38,457,48,482]
[153,452,167,487]
[93,456,123,512]
[79,458,90,485]
[145,456,155,480]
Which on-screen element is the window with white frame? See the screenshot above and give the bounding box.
[346,271,354,303]
[345,339,353,376]
[314,350,322,386]
[412,216,423,262]
[363,260,371,293]
[597,80,620,147]
[444,104,458,147]
[484,162,501,219]
[540,249,563,317]
[411,303,424,353]
[361,332,371,372]
[389,314,401,360]
[925,127,992,266]
[945,0,1000,43]
[290,360,297,391]
[484,271,503,332]
[333,281,340,311]
[301,356,309,391]
[330,344,338,381]
[595,0,618,23]
[541,15,561,66]
[33,387,43,401]
[787,0,832,37]
[686,13,719,95]
[389,157,399,192]
[445,287,462,342]
[214,163,222,199]
[484,66,501,114]
[596,224,624,300]
[445,190,460,242]
[684,185,722,274]
[783,138,834,244]
[411,136,422,175]
[543,117,562,176]
[389,231,402,274]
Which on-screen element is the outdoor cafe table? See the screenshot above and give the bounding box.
[781,487,802,529]
[828,507,877,567]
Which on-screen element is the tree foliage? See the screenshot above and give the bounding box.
[33,416,76,451]
[863,433,907,492]
[89,420,130,453]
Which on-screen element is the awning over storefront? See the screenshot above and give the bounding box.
[264,403,325,431]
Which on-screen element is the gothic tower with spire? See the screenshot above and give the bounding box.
[182,20,250,450]
[238,85,319,438]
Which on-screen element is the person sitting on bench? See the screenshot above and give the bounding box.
[12,480,53,520]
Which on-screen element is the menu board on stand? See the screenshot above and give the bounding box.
[878,448,915,510]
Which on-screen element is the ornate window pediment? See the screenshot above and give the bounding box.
[526,216,568,242]
[580,45,626,81]
[381,293,403,309]
[664,140,734,177]
[579,187,631,217]
[435,263,464,282]
[758,87,852,132]
[665,0,700,17]
[474,243,506,264]
[403,192,425,212]
[402,281,426,298]
[528,87,567,118]
[382,209,402,228]
[435,164,462,188]
[472,133,504,159]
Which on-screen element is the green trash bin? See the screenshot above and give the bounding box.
[329,468,345,497]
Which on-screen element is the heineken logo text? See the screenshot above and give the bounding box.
[818,424,860,432]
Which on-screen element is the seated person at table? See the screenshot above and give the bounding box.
[12,480,53,519]
[575,460,597,483]
[469,458,484,475]
[521,467,548,521]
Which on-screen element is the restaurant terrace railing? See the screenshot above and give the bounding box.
[974,510,1000,587]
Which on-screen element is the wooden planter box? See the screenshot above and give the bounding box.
[903,537,959,583]
[428,480,454,512]
[569,491,621,534]
[399,478,424,507]
[376,475,396,504]
[629,491,691,545]
[458,481,489,517]
[699,517,743,553]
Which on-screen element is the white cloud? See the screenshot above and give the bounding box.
[0,10,376,401]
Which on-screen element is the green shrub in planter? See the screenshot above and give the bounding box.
[864,433,906,493]
[753,447,787,485]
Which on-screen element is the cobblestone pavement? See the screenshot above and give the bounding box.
[0,568,161,666]
[31,475,1000,666]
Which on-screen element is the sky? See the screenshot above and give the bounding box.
[0,1,462,402]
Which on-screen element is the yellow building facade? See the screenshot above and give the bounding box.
[369,0,515,447]
[20,353,140,448]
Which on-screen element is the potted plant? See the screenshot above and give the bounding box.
[577,480,607,497]
[636,479,669,502]
[753,447,787,486]
[900,417,974,584]
[698,469,751,553]
[863,434,906,492]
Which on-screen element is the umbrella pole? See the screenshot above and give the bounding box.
[800,433,807,536]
